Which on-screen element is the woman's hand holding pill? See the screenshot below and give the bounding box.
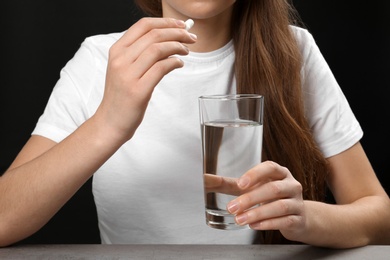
[94,18,197,143]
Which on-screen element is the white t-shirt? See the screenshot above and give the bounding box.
[32,26,363,244]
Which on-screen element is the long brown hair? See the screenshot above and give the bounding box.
[133,0,330,244]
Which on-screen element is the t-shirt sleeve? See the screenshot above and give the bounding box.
[294,27,363,158]
[32,39,99,143]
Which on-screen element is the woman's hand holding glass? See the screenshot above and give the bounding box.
[206,161,306,239]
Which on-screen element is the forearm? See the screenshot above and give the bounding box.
[297,196,390,248]
[0,115,125,246]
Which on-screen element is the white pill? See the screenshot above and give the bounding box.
[185,19,194,31]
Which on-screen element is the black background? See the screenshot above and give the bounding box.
[1,1,389,244]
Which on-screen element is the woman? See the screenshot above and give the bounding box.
[1,0,389,248]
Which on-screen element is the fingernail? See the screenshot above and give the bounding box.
[182,44,189,52]
[189,33,197,40]
[176,20,185,27]
[238,177,250,189]
[227,201,239,214]
[236,214,248,225]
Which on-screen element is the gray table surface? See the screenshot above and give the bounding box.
[0,244,389,259]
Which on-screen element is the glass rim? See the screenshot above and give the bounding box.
[198,94,263,100]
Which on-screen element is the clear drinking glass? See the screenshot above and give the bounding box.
[199,94,264,230]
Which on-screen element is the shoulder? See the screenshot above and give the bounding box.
[289,25,327,71]
[64,31,125,70]
[289,25,318,56]
[289,25,315,45]
[80,32,125,56]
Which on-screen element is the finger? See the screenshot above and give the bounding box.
[204,174,241,196]
[204,174,223,189]
[249,214,304,232]
[126,27,196,63]
[117,17,186,48]
[132,42,191,93]
[227,179,285,214]
[131,41,189,79]
[228,176,303,215]
[234,199,302,226]
[137,56,184,95]
[237,161,290,189]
